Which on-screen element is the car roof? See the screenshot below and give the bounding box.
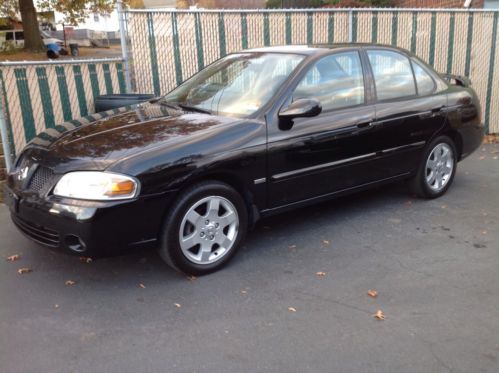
[245,43,412,56]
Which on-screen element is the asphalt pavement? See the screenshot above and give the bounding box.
[1,143,498,373]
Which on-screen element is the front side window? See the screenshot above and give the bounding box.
[293,51,365,111]
[163,52,304,117]
[412,61,435,96]
[367,50,416,101]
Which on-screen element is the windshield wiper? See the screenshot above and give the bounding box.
[158,100,182,110]
[177,104,212,115]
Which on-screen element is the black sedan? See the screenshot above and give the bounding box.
[5,44,483,275]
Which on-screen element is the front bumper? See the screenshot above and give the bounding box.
[4,185,175,256]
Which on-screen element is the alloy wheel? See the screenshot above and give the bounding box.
[425,143,454,192]
[179,196,239,265]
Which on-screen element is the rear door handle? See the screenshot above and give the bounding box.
[420,106,447,119]
[358,121,381,128]
[418,110,434,119]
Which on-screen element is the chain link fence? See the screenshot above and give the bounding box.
[0,8,497,174]
[0,58,127,168]
[124,8,499,135]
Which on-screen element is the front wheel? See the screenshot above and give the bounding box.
[409,136,458,199]
[159,181,248,275]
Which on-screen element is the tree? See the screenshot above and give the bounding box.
[1,0,124,53]
[19,0,45,52]
[38,1,121,26]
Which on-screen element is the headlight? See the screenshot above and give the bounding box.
[53,171,139,200]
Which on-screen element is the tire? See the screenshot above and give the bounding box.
[409,135,458,199]
[159,181,248,275]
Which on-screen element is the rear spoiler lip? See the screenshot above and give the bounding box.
[441,73,472,87]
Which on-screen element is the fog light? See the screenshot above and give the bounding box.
[65,235,86,253]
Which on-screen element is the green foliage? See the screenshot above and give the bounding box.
[266,0,282,8]
[37,0,117,25]
[267,0,326,8]
[266,0,393,7]
[324,0,393,6]
[0,0,19,18]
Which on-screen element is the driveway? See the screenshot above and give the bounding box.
[1,143,498,373]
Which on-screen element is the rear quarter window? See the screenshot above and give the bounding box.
[412,61,435,96]
[367,50,416,101]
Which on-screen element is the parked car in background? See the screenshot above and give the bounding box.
[0,29,65,53]
[4,44,484,275]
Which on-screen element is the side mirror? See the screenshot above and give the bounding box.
[279,98,322,120]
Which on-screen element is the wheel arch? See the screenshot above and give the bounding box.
[174,171,260,227]
[442,129,463,161]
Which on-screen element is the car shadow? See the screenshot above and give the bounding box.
[7,181,414,289]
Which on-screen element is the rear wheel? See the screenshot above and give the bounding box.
[409,136,457,199]
[159,181,248,275]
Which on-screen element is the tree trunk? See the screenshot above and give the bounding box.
[18,0,45,52]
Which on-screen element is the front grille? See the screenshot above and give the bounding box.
[27,166,55,194]
[11,214,60,247]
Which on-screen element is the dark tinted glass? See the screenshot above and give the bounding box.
[293,51,364,111]
[367,50,416,100]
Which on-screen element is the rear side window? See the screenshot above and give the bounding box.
[367,50,416,101]
[293,51,365,111]
[6,32,14,41]
[15,31,24,40]
[412,61,435,96]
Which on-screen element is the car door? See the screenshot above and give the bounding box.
[267,50,381,208]
[365,49,448,176]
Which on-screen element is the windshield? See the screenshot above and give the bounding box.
[162,52,305,117]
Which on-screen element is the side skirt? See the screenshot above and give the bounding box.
[259,172,411,218]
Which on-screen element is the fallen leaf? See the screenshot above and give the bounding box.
[491,150,499,154]
[139,283,146,289]
[288,307,297,313]
[240,290,247,294]
[79,256,92,263]
[174,303,181,308]
[323,240,330,245]
[374,310,385,320]
[6,254,20,262]
[17,268,32,274]
[494,156,498,160]
[441,205,447,209]
[316,271,326,277]
[367,289,378,298]
[65,280,76,286]
[186,275,196,282]
[54,304,59,309]
[479,155,485,160]
[482,230,488,235]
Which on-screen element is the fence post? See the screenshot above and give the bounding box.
[0,100,13,171]
[117,0,132,92]
[348,9,353,42]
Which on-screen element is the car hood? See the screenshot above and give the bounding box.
[20,102,246,173]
